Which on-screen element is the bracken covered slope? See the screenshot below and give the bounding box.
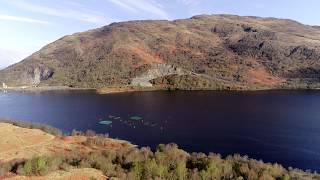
[1,14,320,90]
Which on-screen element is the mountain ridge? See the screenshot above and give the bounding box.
[1,14,320,90]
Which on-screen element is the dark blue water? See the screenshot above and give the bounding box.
[0,90,320,171]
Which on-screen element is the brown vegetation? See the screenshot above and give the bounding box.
[0,122,319,180]
[0,121,130,163]
[6,168,106,180]
[1,15,320,90]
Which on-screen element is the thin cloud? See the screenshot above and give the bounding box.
[176,0,205,16]
[7,0,111,24]
[106,0,170,19]
[178,0,201,6]
[0,14,48,24]
[107,0,138,13]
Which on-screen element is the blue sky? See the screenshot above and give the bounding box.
[0,0,319,68]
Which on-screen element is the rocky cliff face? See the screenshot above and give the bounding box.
[1,65,54,87]
[31,66,54,85]
[1,15,320,90]
[131,64,185,87]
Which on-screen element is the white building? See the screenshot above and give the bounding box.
[2,83,8,89]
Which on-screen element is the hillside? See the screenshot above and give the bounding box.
[0,121,319,179]
[1,14,320,90]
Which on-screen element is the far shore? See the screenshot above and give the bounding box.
[0,86,96,92]
[1,85,320,94]
[0,85,164,94]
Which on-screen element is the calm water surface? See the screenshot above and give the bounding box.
[0,90,320,171]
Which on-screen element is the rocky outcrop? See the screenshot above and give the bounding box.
[31,67,54,85]
[131,64,185,87]
[0,66,54,87]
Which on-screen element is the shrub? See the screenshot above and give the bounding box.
[130,162,143,180]
[187,153,209,171]
[174,161,187,180]
[21,160,33,176]
[0,130,318,180]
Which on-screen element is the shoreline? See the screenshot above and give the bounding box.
[97,86,165,94]
[1,85,320,94]
[0,86,96,93]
